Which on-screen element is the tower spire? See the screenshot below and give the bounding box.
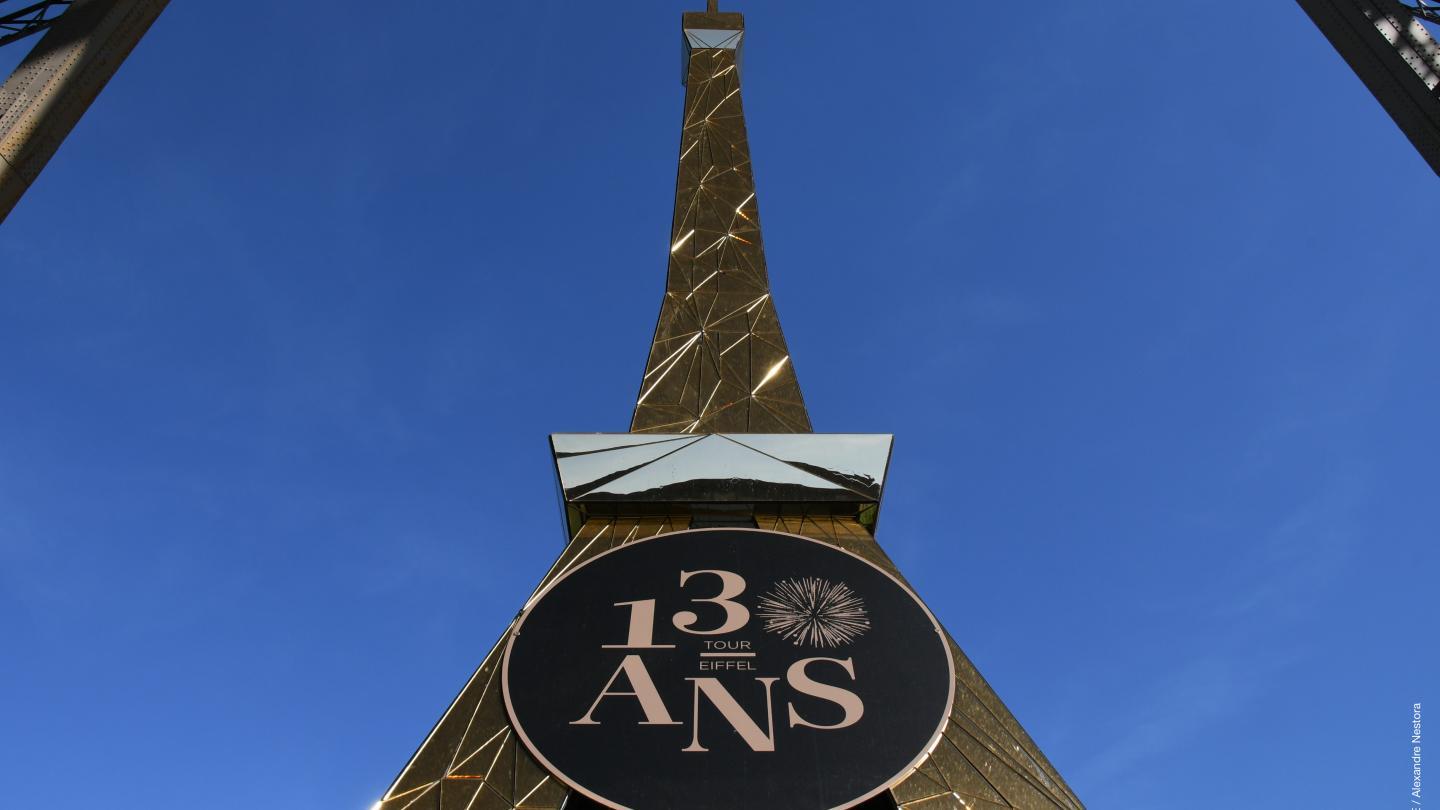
[630,6,811,433]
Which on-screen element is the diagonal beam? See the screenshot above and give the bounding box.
[0,0,168,223]
[1296,0,1440,175]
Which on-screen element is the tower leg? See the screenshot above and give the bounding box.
[0,0,168,223]
[1295,0,1440,175]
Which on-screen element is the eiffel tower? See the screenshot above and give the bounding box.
[374,5,1083,809]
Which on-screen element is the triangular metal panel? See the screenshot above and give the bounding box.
[573,434,863,501]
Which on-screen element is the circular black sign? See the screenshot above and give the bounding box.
[502,528,954,810]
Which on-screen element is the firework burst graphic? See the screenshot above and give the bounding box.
[756,577,871,648]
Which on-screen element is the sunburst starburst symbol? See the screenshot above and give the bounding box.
[756,577,871,648]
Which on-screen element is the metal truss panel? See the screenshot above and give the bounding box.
[684,29,742,50]
[376,517,689,810]
[552,432,891,504]
[1297,0,1440,174]
[632,29,812,433]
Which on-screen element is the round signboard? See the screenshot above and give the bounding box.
[502,528,955,810]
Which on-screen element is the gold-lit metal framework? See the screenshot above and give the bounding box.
[630,8,810,434]
[376,6,1083,810]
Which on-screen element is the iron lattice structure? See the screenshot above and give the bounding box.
[0,0,71,47]
[1296,0,1440,174]
[630,18,810,434]
[1404,1,1440,24]
[375,7,1084,810]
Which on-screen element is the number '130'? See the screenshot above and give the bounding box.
[568,569,865,752]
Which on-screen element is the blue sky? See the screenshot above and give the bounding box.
[1,1,1435,807]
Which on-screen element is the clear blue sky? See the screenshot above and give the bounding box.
[1,2,1435,807]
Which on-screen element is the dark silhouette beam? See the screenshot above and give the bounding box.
[1296,0,1440,175]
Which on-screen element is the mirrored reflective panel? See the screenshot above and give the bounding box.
[685,28,743,49]
[551,433,892,503]
[549,435,703,492]
[549,434,696,456]
[722,434,893,497]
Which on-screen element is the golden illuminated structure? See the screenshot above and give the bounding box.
[631,8,808,434]
[375,5,1083,809]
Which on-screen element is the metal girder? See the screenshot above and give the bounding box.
[0,0,168,223]
[1296,0,1440,175]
